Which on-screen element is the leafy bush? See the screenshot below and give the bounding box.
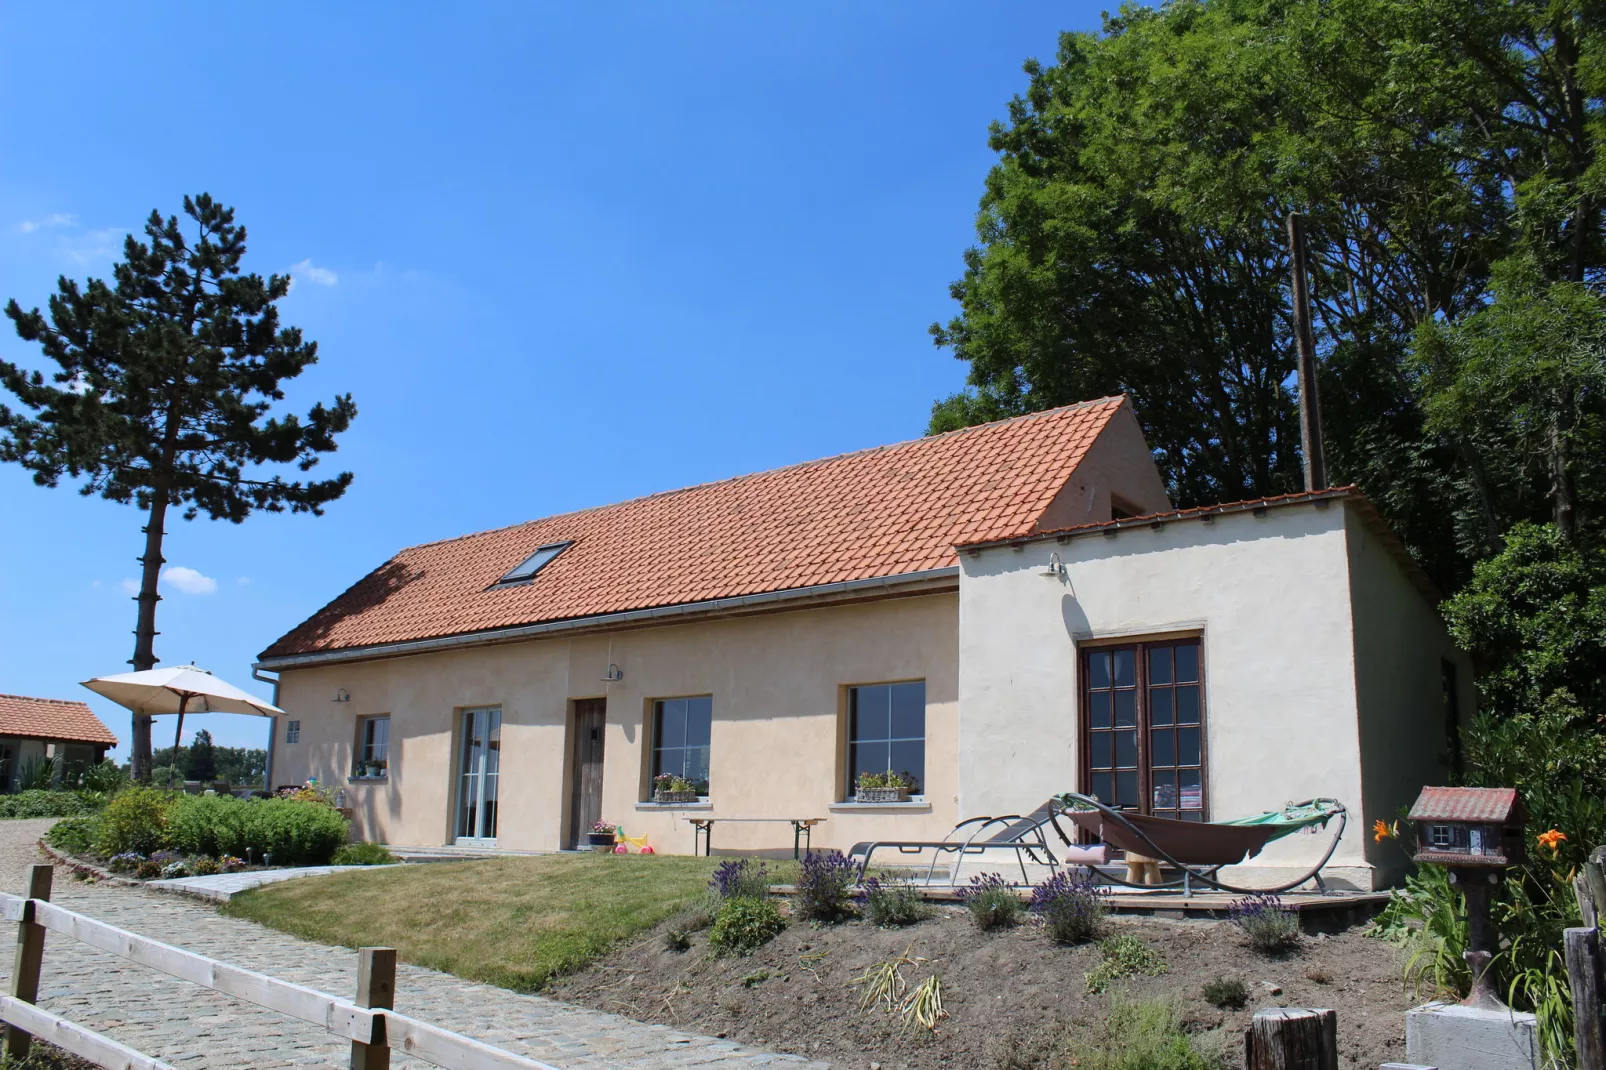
[795,850,857,922]
[708,858,770,901]
[187,855,221,876]
[94,786,172,856]
[132,858,161,880]
[166,793,248,857]
[1069,998,1225,1070]
[44,816,99,855]
[0,790,100,820]
[16,757,57,793]
[332,842,396,866]
[1201,976,1249,1009]
[80,760,128,795]
[106,852,144,874]
[958,872,1021,931]
[219,855,247,873]
[1228,893,1301,951]
[707,897,784,956]
[859,873,931,927]
[1030,869,1109,944]
[1085,934,1168,993]
[238,798,350,865]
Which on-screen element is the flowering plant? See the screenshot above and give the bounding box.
[1029,869,1109,944]
[107,851,145,874]
[709,857,770,900]
[1228,892,1301,951]
[590,821,616,835]
[1536,828,1567,853]
[160,860,191,879]
[856,770,918,792]
[219,855,247,873]
[653,773,700,793]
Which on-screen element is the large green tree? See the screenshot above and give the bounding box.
[932,0,1605,587]
[0,194,357,781]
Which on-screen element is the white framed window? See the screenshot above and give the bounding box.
[285,720,300,744]
[1429,824,1455,848]
[356,715,389,777]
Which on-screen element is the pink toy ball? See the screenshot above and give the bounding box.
[614,843,628,853]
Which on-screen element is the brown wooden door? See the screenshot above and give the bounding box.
[568,699,607,848]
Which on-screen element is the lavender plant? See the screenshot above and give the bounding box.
[796,850,858,922]
[709,858,770,901]
[1029,869,1109,944]
[958,872,1021,931]
[1228,893,1302,951]
[859,873,931,927]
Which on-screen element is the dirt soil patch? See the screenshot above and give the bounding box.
[546,906,1416,1070]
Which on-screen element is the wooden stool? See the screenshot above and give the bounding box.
[1125,851,1163,886]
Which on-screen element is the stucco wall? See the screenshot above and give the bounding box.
[273,592,959,854]
[1345,508,1473,885]
[958,501,1381,885]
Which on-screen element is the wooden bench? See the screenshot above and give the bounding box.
[689,817,824,859]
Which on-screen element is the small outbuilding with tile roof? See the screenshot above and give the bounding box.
[257,397,1467,890]
[0,694,117,791]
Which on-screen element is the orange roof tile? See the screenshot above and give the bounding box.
[262,397,1129,659]
[0,695,118,746]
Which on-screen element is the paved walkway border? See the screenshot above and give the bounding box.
[38,841,400,902]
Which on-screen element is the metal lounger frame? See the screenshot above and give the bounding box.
[852,811,1064,886]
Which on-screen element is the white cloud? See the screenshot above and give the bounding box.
[18,213,75,233]
[289,259,339,288]
[119,578,139,595]
[161,566,217,595]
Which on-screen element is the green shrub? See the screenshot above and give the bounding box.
[238,797,349,865]
[1086,934,1168,993]
[707,897,784,956]
[708,858,771,901]
[1228,893,1302,951]
[0,790,100,820]
[859,873,931,927]
[94,786,173,856]
[80,760,128,795]
[331,842,396,866]
[167,794,249,857]
[795,851,857,922]
[1201,976,1248,1009]
[44,816,99,855]
[1070,998,1225,1070]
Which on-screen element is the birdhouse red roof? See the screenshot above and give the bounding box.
[1408,786,1524,825]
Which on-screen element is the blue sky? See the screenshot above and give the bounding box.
[0,3,1104,760]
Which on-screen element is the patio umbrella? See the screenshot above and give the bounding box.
[81,666,283,782]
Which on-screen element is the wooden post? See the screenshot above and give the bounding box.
[1245,1007,1337,1070]
[350,947,396,1070]
[5,864,53,1059]
[1566,927,1605,1070]
[1286,212,1327,492]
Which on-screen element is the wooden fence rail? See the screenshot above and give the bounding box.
[0,864,561,1070]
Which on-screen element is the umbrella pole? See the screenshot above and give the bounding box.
[170,694,189,788]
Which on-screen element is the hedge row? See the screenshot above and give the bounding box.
[91,787,349,866]
[0,790,104,819]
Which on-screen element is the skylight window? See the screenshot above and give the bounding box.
[496,542,570,586]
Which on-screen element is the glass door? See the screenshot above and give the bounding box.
[456,707,501,844]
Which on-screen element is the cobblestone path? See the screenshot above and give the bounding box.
[0,824,827,1070]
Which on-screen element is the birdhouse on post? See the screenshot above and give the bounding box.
[1407,786,1527,1009]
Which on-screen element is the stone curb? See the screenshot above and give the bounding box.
[36,839,144,890]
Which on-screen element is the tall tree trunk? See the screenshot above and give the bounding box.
[1549,414,1576,540]
[128,487,168,782]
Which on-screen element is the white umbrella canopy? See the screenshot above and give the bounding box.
[81,666,282,717]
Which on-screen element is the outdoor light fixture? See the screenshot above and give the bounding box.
[602,664,624,682]
[333,689,350,703]
[1041,552,1068,579]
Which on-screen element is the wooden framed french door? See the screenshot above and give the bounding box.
[455,706,501,845]
[1080,637,1206,822]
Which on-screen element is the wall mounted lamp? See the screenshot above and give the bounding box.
[602,664,624,682]
[333,688,351,703]
[1042,552,1068,579]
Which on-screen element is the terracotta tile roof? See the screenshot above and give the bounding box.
[1409,786,1524,824]
[0,695,118,746]
[263,397,1129,659]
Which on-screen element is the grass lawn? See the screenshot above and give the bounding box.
[221,853,775,991]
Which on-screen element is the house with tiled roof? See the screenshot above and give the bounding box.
[257,396,1466,889]
[0,694,117,791]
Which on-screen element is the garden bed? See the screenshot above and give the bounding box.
[545,905,1416,1070]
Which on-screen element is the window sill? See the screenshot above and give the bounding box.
[634,801,713,812]
[829,799,932,814]
[347,776,389,783]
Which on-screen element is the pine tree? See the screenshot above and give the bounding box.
[0,194,357,780]
[185,729,218,783]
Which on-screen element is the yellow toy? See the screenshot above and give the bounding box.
[613,830,653,854]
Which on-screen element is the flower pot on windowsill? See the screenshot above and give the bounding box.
[653,789,700,804]
[856,787,911,804]
[585,833,616,852]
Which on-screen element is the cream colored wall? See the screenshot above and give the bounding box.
[1344,507,1472,886]
[958,502,1383,886]
[1034,404,1173,531]
[273,593,959,854]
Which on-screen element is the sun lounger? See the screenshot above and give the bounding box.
[848,799,1108,885]
[1056,792,1348,895]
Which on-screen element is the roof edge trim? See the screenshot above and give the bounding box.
[257,566,961,672]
